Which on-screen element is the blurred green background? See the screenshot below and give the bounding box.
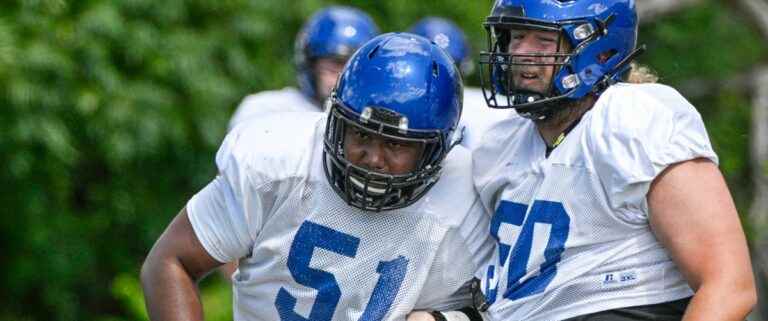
[1,0,765,320]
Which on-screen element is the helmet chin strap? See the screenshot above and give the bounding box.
[510,90,544,106]
[511,90,563,121]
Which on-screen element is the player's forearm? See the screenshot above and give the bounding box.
[141,255,205,321]
[682,280,756,321]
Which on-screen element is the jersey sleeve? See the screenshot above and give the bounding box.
[228,88,318,131]
[589,83,718,224]
[228,92,288,131]
[432,146,495,278]
[188,113,322,263]
[414,146,495,310]
[414,204,489,311]
[186,128,266,263]
[458,87,514,150]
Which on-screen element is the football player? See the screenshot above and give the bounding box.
[141,33,493,321]
[409,17,513,150]
[466,0,756,320]
[222,5,379,279]
[227,6,379,130]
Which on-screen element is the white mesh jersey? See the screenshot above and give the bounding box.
[472,83,718,321]
[228,87,320,131]
[188,112,494,321]
[457,87,515,151]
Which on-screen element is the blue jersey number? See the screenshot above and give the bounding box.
[275,221,409,321]
[486,200,570,302]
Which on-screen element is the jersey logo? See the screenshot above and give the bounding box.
[485,200,570,303]
[602,271,638,287]
[275,221,409,321]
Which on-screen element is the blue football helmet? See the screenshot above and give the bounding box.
[479,0,643,120]
[323,33,464,212]
[295,6,379,104]
[409,17,474,75]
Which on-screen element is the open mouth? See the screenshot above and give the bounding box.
[520,71,539,80]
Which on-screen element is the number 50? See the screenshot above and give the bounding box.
[486,200,570,302]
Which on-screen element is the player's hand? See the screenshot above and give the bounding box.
[406,311,436,321]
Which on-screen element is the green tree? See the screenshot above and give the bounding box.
[1,0,763,320]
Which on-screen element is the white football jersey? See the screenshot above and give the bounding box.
[457,87,515,150]
[473,83,718,321]
[228,87,320,131]
[188,112,494,321]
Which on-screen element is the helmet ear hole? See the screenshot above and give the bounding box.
[368,45,381,59]
[432,61,439,78]
[598,49,618,64]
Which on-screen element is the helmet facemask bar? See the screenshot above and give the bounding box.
[479,17,594,120]
[322,100,447,212]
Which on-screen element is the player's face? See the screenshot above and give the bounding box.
[506,28,563,94]
[343,126,425,175]
[314,58,347,102]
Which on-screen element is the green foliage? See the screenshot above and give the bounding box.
[640,0,768,84]
[0,0,492,320]
[1,0,763,320]
[764,160,768,177]
[111,273,148,321]
[110,272,232,321]
[199,276,235,321]
[638,0,766,217]
[691,91,753,213]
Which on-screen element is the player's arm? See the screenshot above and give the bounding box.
[141,207,223,321]
[648,158,756,321]
[218,261,238,280]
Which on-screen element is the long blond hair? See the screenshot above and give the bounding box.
[627,62,659,84]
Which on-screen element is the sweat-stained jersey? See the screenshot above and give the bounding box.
[188,112,494,321]
[472,83,718,321]
[228,87,320,131]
